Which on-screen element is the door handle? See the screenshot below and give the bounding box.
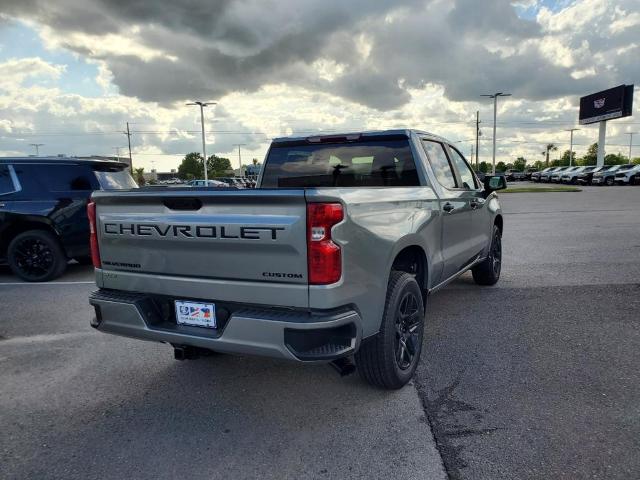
[442,202,455,213]
[0,203,5,208]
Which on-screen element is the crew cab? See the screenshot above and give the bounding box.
[0,158,136,281]
[88,130,505,389]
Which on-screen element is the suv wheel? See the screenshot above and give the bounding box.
[605,176,614,186]
[356,271,425,389]
[472,225,502,286]
[7,230,67,282]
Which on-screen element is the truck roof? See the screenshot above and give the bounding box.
[271,128,445,144]
[0,157,130,169]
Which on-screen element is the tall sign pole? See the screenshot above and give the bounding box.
[626,132,635,161]
[597,122,606,167]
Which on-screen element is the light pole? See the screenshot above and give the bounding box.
[565,128,580,166]
[186,101,216,181]
[233,144,246,176]
[475,110,481,171]
[625,132,637,161]
[30,143,44,156]
[480,92,511,174]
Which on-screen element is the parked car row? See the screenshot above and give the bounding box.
[530,165,640,185]
[186,177,257,188]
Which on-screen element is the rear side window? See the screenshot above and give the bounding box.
[12,164,96,192]
[421,140,456,189]
[45,165,94,191]
[0,165,16,195]
[261,138,420,188]
[94,169,138,190]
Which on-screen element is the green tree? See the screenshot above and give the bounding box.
[478,161,490,173]
[208,155,232,177]
[134,167,145,186]
[532,160,545,170]
[496,161,507,172]
[513,157,526,170]
[604,153,627,165]
[178,152,204,179]
[541,143,558,167]
[580,143,598,165]
[559,150,573,166]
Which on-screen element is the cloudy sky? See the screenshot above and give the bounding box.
[0,0,638,172]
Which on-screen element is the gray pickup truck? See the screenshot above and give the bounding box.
[88,129,505,389]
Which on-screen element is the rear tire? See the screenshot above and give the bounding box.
[606,177,614,186]
[356,271,425,389]
[472,225,502,286]
[7,230,67,282]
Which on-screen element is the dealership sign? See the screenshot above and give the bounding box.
[579,84,634,125]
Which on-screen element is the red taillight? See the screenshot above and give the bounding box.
[87,201,101,268]
[307,203,343,285]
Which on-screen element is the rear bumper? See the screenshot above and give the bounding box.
[89,289,362,362]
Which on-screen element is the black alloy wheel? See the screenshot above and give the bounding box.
[394,291,421,370]
[472,225,502,286]
[356,271,425,389]
[7,230,67,282]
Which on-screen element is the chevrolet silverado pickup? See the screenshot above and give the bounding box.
[88,130,505,389]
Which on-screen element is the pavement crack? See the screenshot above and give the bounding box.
[414,373,496,480]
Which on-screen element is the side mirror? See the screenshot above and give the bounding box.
[483,175,507,196]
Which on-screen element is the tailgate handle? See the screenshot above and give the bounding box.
[163,197,202,210]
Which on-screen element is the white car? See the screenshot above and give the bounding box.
[187,179,228,187]
[561,166,593,184]
[614,164,640,185]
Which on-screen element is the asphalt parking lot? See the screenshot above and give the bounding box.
[1,184,639,479]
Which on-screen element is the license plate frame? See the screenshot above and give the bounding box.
[175,300,217,329]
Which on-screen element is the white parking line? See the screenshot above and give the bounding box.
[0,281,95,286]
[0,332,93,345]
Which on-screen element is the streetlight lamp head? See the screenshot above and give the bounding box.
[186,101,217,106]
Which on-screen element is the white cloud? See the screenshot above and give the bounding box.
[0,57,64,90]
[0,0,638,170]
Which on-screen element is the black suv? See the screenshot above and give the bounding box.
[0,158,136,281]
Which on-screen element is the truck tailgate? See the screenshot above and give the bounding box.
[92,189,308,293]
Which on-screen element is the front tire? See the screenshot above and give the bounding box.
[472,225,502,286]
[7,230,67,282]
[356,271,425,389]
[606,177,614,186]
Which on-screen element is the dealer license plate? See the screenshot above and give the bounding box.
[175,300,216,328]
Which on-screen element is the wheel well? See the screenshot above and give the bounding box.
[391,246,428,299]
[0,221,59,259]
[494,214,503,234]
